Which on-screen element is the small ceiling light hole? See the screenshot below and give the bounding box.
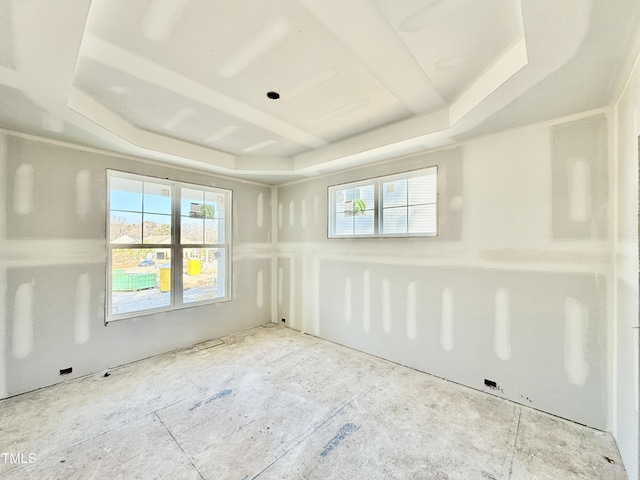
[267,91,280,100]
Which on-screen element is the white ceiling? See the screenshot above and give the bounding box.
[1,0,639,184]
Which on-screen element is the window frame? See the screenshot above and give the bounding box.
[328,166,438,239]
[106,170,232,323]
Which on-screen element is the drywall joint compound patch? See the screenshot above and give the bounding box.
[13,164,34,215]
[406,281,417,340]
[362,270,371,332]
[301,198,307,228]
[440,287,454,351]
[382,278,391,334]
[13,280,34,359]
[256,193,264,228]
[344,276,352,323]
[256,270,264,308]
[493,288,511,360]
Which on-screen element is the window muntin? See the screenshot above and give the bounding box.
[107,171,231,322]
[328,166,437,238]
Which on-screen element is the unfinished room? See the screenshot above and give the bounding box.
[1,0,639,478]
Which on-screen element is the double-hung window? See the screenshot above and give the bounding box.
[328,166,437,238]
[107,170,231,322]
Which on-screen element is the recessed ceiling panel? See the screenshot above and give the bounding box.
[73,58,308,156]
[77,0,414,154]
[378,0,524,102]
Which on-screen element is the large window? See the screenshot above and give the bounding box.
[328,166,437,238]
[107,170,231,322]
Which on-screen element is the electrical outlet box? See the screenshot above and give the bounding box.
[484,379,497,388]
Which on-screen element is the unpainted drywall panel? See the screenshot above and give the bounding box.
[277,182,327,243]
[4,137,273,244]
[0,134,7,399]
[617,93,640,242]
[552,114,608,239]
[277,256,293,329]
[612,45,640,480]
[233,183,272,244]
[463,125,552,250]
[0,1,15,69]
[277,254,320,333]
[5,265,103,393]
[317,260,607,429]
[0,134,273,398]
[6,139,106,239]
[276,115,613,433]
[281,253,322,337]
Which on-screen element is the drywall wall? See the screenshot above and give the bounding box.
[277,112,614,432]
[613,50,640,480]
[0,133,273,398]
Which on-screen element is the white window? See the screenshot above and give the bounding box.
[328,166,437,238]
[107,170,231,322]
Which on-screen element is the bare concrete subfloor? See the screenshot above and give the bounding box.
[0,324,628,480]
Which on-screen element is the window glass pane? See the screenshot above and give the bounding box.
[354,184,374,211]
[335,188,351,216]
[382,207,408,234]
[143,182,172,214]
[205,218,223,243]
[408,173,437,205]
[143,213,172,244]
[110,211,142,243]
[110,248,170,316]
[332,184,374,236]
[335,213,353,236]
[205,191,225,219]
[382,179,407,208]
[181,216,204,244]
[354,213,374,235]
[182,188,205,217]
[183,248,225,303]
[341,185,374,216]
[408,204,437,234]
[110,177,142,212]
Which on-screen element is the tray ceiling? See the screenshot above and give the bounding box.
[1,0,639,183]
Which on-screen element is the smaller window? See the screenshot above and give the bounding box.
[328,166,437,238]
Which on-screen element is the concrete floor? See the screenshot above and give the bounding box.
[0,324,628,480]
